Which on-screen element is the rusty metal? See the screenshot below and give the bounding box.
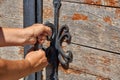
[24,0,73,80]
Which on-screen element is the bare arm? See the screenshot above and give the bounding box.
[0,59,31,80]
[0,27,29,46]
[0,24,51,47]
[0,49,48,80]
[0,24,51,79]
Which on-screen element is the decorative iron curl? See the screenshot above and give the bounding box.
[44,21,56,41]
[55,25,73,69]
[45,22,73,69]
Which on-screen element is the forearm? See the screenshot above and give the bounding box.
[0,59,32,80]
[0,27,34,47]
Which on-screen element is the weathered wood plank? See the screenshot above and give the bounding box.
[62,0,120,7]
[0,0,23,28]
[65,44,120,80]
[0,46,23,60]
[59,70,103,80]
[43,1,120,80]
[43,0,120,54]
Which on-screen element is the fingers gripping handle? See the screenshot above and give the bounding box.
[43,22,55,62]
[44,21,55,41]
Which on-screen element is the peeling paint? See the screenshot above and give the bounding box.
[84,0,118,6]
[18,47,24,58]
[59,65,111,79]
[84,55,97,65]
[104,0,118,6]
[97,56,112,66]
[43,6,53,19]
[62,15,68,21]
[101,56,111,65]
[59,66,83,74]
[97,76,111,80]
[72,13,88,20]
[103,16,112,24]
[115,9,120,18]
[85,0,102,5]
[112,36,119,41]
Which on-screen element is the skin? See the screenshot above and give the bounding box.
[0,24,52,80]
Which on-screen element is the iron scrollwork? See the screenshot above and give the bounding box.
[55,25,73,69]
[45,0,73,80]
[53,0,73,68]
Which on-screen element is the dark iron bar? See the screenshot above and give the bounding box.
[45,0,73,80]
[24,0,43,80]
[24,0,36,80]
[34,0,43,80]
[35,0,43,23]
[24,0,72,80]
[53,0,61,33]
[45,0,61,80]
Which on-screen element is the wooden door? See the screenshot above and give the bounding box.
[0,0,120,80]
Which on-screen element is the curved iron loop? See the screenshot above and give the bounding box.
[57,25,69,38]
[56,32,71,57]
[58,50,73,69]
[59,32,71,45]
[44,22,56,41]
[65,51,73,63]
[55,25,73,69]
[56,25,72,58]
[58,54,69,69]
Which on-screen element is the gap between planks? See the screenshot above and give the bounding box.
[71,42,120,55]
[61,0,120,9]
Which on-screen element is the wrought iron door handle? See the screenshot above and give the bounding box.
[44,21,55,41]
[55,25,73,69]
[45,0,73,79]
[44,21,73,69]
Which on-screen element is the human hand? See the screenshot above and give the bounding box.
[25,48,48,72]
[24,24,52,45]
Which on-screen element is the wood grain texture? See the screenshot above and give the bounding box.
[58,70,98,80]
[58,68,111,80]
[0,0,23,28]
[43,0,120,54]
[62,0,120,7]
[43,0,120,80]
[0,47,23,60]
[65,44,120,80]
